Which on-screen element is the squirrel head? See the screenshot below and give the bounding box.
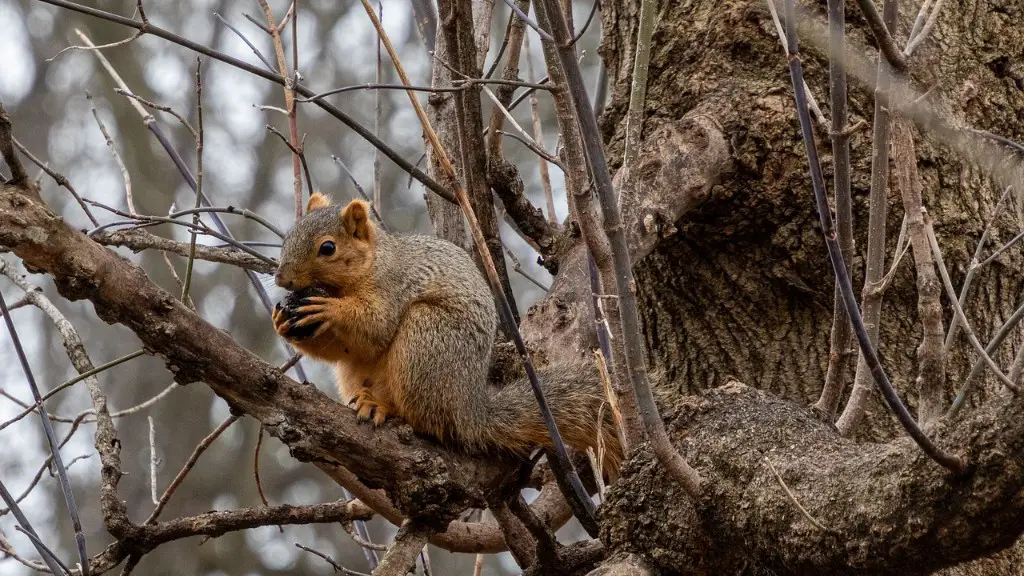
[275,192,377,294]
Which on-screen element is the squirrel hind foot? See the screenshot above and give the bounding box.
[352,388,390,426]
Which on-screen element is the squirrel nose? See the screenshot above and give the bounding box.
[275,272,293,290]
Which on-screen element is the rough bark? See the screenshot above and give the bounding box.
[600,382,1024,575]
[586,0,1024,438]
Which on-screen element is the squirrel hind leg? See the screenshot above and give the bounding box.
[333,362,371,405]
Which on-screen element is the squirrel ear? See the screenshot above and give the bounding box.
[306,191,332,213]
[340,199,373,241]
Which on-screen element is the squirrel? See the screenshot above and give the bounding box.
[271,192,623,478]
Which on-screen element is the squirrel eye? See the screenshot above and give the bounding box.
[318,241,336,257]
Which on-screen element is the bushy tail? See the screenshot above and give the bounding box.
[485,360,624,481]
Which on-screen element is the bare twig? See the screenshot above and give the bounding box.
[181,58,204,303]
[341,521,388,551]
[145,415,241,524]
[780,0,962,472]
[373,0,383,220]
[536,0,703,493]
[112,88,197,139]
[765,457,830,531]
[87,92,134,215]
[814,0,856,417]
[92,228,276,273]
[330,155,388,231]
[0,290,89,574]
[486,0,529,161]
[254,425,270,507]
[51,0,454,202]
[854,0,908,70]
[295,543,371,576]
[257,0,304,218]
[500,0,554,42]
[508,494,561,569]
[148,416,160,505]
[949,299,1024,418]
[835,0,899,436]
[265,124,314,198]
[924,220,1020,394]
[944,186,1013,352]
[213,12,276,73]
[497,130,564,170]
[0,106,28,185]
[524,34,558,224]
[892,120,945,426]
[2,512,70,575]
[11,139,99,226]
[904,0,946,56]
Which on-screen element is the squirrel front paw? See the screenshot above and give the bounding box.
[290,296,344,340]
[348,388,390,426]
[273,287,329,341]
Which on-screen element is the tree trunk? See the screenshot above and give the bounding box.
[563,0,1024,571]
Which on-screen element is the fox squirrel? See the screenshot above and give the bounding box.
[272,192,622,477]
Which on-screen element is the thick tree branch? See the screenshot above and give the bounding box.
[91,228,276,274]
[0,181,517,529]
[602,383,1019,575]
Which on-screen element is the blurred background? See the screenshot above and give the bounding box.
[0,0,604,574]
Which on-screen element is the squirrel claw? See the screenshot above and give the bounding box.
[352,389,389,426]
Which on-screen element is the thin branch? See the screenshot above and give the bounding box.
[92,228,276,273]
[87,93,134,215]
[166,206,284,238]
[0,290,90,574]
[835,0,899,436]
[949,298,1024,419]
[485,0,529,161]
[892,120,945,426]
[780,0,962,472]
[13,525,71,576]
[49,0,455,203]
[500,0,554,42]
[84,203,278,267]
[145,415,241,524]
[924,220,1020,394]
[854,0,908,70]
[535,0,702,492]
[213,12,276,73]
[764,457,830,532]
[508,494,561,569]
[11,139,99,226]
[977,229,1024,268]
[0,106,28,185]
[524,34,557,224]
[497,130,564,170]
[265,124,314,198]
[569,0,601,46]
[253,424,271,513]
[944,186,1013,352]
[330,155,388,231]
[295,543,371,576]
[257,0,304,218]
[904,0,946,56]
[373,0,383,222]
[814,0,855,418]
[181,58,204,304]
[148,416,160,505]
